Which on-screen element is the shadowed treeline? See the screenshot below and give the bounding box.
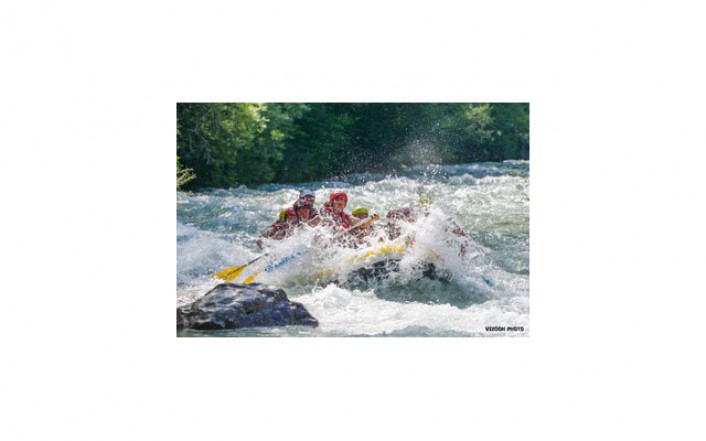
[177,103,529,189]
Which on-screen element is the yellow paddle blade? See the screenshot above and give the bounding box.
[242,269,263,284]
[212,255,265,282]
[212,264,247,282]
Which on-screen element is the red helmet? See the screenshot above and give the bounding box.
[329,190,348,204]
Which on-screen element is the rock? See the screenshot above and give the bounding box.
[177,283,318,331]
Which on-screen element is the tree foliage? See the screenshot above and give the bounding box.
[176,156,196,189]
[177,103,529,189]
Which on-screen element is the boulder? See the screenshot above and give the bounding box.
[177,283,318,331]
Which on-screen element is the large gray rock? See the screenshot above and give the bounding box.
[177,283,318,331]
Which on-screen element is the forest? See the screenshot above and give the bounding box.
[177,103,529,190]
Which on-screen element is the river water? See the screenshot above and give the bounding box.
[177,160,529,337]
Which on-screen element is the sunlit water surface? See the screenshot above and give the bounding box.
[177,161,529,337]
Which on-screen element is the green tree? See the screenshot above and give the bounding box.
[487,103,530,160]
[278,103,355,182]
[176,103,529,189]
[252,103,311,182]
[177,103,269,188]
[177,156,196,190]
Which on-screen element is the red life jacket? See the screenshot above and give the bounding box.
[320,202,352,228]
[283,207,296,218]
[303,207,319,221]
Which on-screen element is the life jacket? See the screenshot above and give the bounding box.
[300,207,319,221]
[320,202,352,228]
[283,207,297,222]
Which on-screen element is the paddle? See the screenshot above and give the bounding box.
[212,255,265,282]
[348,212,379,232]
[213,233,310,284]
[217,211,325,281]
[212,214,322,282]
[241,251,303,283]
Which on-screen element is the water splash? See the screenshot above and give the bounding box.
[177,160,529,336]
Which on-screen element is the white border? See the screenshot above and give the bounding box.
[2,1,704,440]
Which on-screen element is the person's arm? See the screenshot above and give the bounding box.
[257,221,288,248]
[260,223,279,238]
[256,228,273,249]
[306,215,321,227]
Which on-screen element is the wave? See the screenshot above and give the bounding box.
[177,161,529,336]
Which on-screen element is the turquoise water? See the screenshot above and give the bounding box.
[177,160,529,337]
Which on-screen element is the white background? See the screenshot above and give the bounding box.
[2,1,704,440]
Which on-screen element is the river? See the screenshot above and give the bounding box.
[177,160,529,337]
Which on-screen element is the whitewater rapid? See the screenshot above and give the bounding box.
[177,160,529,337]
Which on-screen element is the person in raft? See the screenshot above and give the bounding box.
[319,190,379,245]
[256,208,290,248]
[319,190,352,228]
[350,206,379,244]
[383,206,417,241]
[384,194,469,256]
[272,197,321,236]
[289,196,321,227]
[256,190,322,248]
